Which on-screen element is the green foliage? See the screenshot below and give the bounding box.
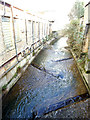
[43,38,46,43]
[2,72,18,91]
[45,32,58,41]
[2,66,21,91]
[32,51,35,56]
[2,84,7,90]
[62,19,84,59]
[68,0,84,20]
[16,66,21,73]
[61,0,87,69]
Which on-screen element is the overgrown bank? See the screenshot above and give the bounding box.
[61,0,90,93]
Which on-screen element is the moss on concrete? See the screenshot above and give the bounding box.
[2,66,21,91]
[70,49,90,94]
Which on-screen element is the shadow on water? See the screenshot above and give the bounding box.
[2,37,89,119]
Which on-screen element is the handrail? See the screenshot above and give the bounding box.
[31,40,40,46]
[0,39,43,69]
[0,46,29,69]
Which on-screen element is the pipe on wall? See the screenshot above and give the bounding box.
[11,5,19,62]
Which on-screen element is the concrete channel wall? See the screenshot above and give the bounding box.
[71,50,90,94]
[1,45,43,95]
[84,2,90,73]
[84,2,90,93]
[71,2,90,94]
[1,37,57,97]
[0,1,53,95]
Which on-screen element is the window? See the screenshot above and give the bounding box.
[32,21,36,39]
[14,18,20,42]
[36,22,38,38]
[27,20,32,37]
[2,17,13,49]
[27,20,32,44]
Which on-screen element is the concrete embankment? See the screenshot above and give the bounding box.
[40,39,90,119]
[1,46,43,97]
[2,37,89,119]
[42,97,90,119]
[1,37,59,98]
[70,50,90,95]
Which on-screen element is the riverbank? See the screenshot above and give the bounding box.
[40,38,90,119]
[2,45,43,98]
[3,37,88,119]
[70,49,90,94]
[2,34,61,98]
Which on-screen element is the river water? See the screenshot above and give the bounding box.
[2,37,88,119]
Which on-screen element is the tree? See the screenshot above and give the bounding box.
[68,1,84,20]
[61,0,87,68]
[62,19,84,58]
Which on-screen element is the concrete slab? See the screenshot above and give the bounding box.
[43,98,90,119]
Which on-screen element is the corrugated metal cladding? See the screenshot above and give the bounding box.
[38,22,40,39]
[2,17,13,49]
[14,19,25,42]
[27,20,32,45]
[36,22,39,38]
[40,23,42,39]
[19,19,25,41]
[32,21,36,38]
[14,18,20,42]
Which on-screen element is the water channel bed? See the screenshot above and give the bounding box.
[43,97,90,119]
[2,38,88,119]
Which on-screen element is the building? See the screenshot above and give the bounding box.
[0,1,53,91]
[83,2,90,73]
[81,1,90,93]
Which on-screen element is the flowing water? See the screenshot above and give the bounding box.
[2,37,88,119]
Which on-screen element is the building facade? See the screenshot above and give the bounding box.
[84,2,90,72]
[0,1,52,91]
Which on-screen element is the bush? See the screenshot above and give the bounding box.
[63,19,84,58]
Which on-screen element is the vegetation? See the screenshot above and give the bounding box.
[45,34,53,41]
[17,66,21,73]
[68,1,84,20]
[62,0,87,68]
[45,32,59,41]
[64,19,84,56]
[32,50,36,56]
[2,66,21,91]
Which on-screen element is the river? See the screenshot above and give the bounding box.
[2,37,88,119]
